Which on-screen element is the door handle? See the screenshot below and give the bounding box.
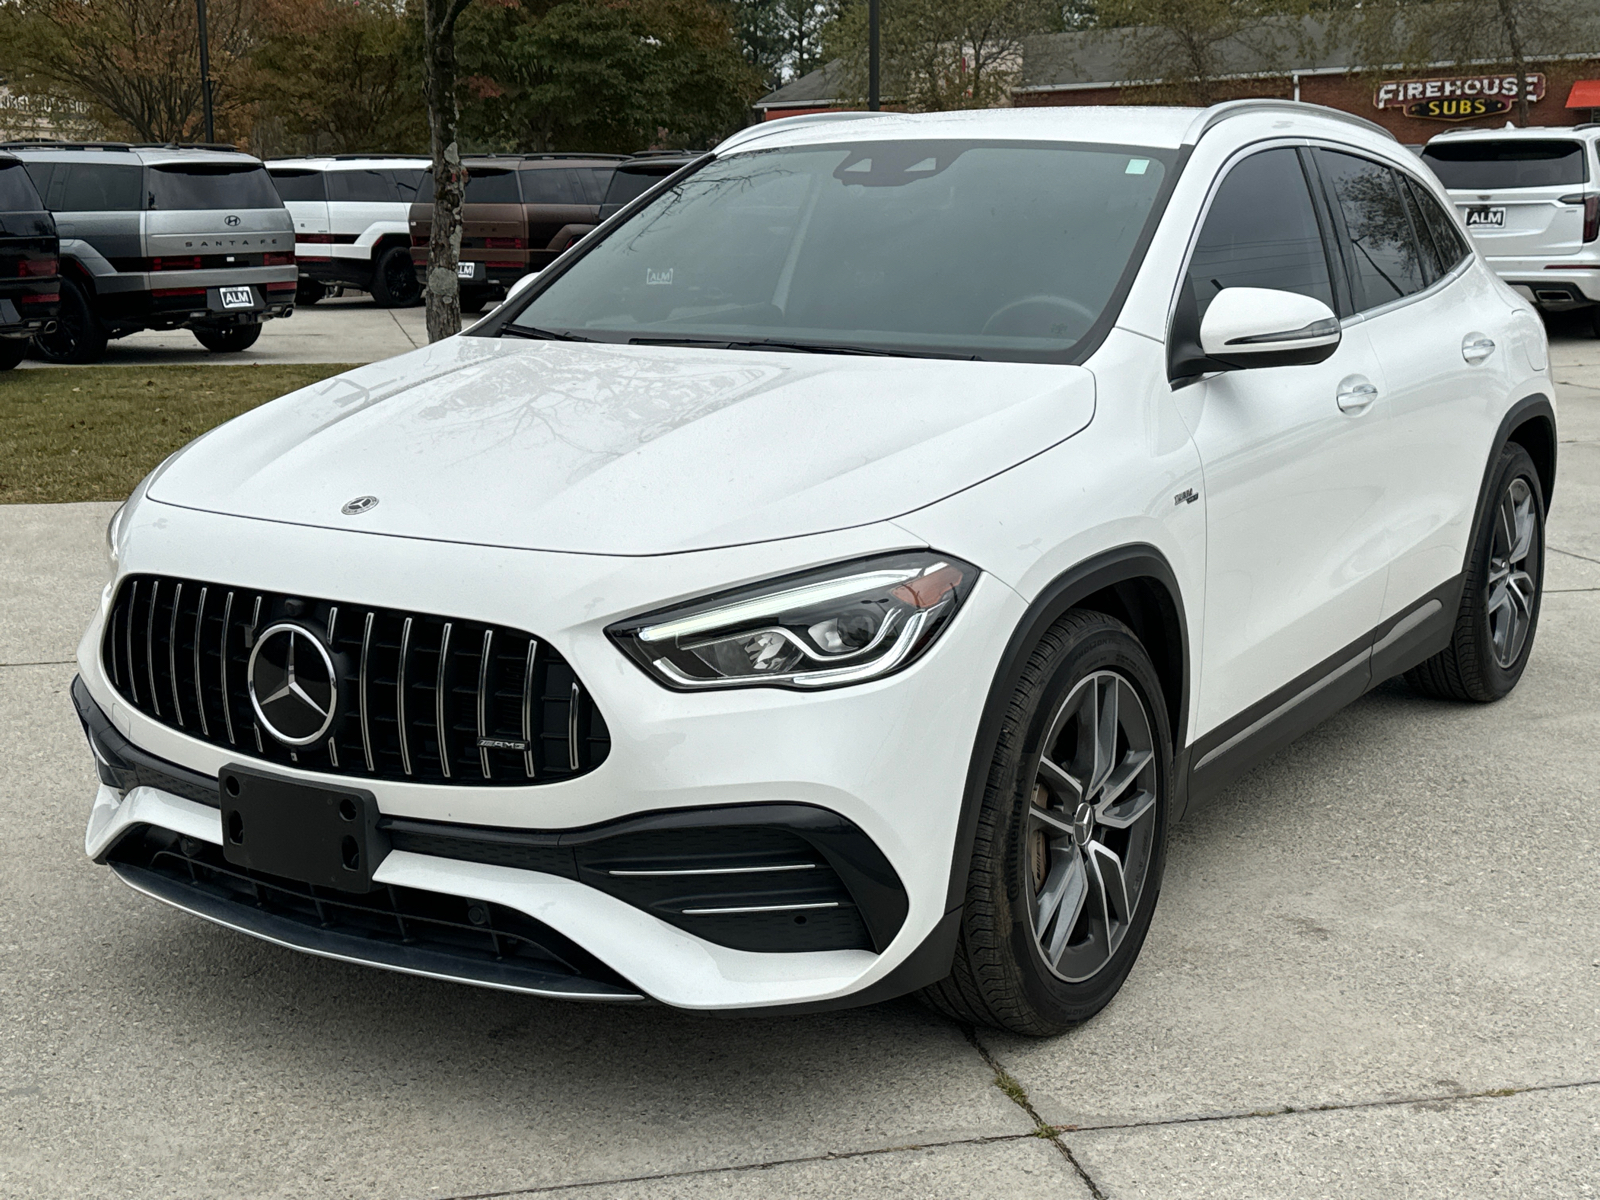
[1462,333,1496,364]
[1336,375,1379,414]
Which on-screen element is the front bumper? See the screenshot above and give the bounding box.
[79,500,1023,1010]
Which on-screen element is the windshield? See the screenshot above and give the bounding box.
[505,141,1172,360]
[149,163,283,210]
[1422,140,1588,189]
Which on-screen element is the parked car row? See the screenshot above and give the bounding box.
[0,151,59,371]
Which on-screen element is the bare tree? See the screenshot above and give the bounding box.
[422,0,476,343]
[1091,0,1302,107]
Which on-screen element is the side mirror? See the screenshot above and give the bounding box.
[1198,287,1341,370]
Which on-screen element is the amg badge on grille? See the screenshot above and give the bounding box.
[476,736,528,752]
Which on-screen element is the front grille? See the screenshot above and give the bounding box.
[101,574,609,787]
[107,826,638,998]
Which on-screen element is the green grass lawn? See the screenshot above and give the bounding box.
[0,364,358,504]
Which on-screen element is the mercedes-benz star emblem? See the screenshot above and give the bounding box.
[225,214,241,227]
[248,624,338,746]
[342,495,379,516]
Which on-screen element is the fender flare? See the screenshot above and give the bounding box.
[941,544,1191,914]
[1467,393,1557,569]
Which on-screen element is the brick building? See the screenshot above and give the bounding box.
[755,18,1600,138]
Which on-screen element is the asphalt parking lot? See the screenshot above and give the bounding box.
[2,328,1598,1198]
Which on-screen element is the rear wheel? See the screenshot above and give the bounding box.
[0,339,26,370]
[193,323,263,353]
[1406,443,1544,702]
[296,278,326,305]
[34,278,108,364]
[922,610,1170,1036]
[370,245,422,307]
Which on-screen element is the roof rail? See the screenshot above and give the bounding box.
[0,139,134,152]
[716,110,885,154]
[329,153,432,161]
[132,141,250,152]
[1184,99,1396,146]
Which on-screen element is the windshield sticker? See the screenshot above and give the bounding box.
[1126,159,1150,175]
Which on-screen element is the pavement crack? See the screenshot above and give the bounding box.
[387,307,421,349]
[963,1025,1107,1200]
[1550,545,1600,567]
[428,1132,1039,1199]
[1049,1076,1600,1136]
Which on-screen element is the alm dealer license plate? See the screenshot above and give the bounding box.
[1465,206,1506,229]
[219,285,256,309]
[457,261,477,280]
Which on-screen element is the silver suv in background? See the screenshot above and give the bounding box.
[3,142,295,361]
[267,156,426,307]
[1421,125,1600,332]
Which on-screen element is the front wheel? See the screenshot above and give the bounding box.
[1406,443,1545,701]
[370,246,422,308]
[922,610,1170,1036]
[193,323,263,353]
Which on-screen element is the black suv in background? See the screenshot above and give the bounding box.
[596,153,701,221]
[0,151,60,370]
[3,142,295,361]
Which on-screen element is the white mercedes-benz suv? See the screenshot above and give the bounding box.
[77,102,1557,1035]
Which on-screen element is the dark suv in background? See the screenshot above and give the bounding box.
[0,151,60,370]
[4,142,295,361]
[408,154,624,311]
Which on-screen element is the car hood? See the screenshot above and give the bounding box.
[149,336,1096,555]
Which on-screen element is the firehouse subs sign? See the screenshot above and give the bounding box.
[1375,73,1546,121]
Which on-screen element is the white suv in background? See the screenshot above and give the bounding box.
[1422,126,1600,333]
[267,156,427,307]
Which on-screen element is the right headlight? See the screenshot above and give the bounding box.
[105,501,126,582]
[608,551,979,691]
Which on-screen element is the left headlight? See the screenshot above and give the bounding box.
[105,502,126,581]
[608,551,978,691]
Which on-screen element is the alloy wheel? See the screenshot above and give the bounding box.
[1027,670,1159,984]
[1487,476,1538,669]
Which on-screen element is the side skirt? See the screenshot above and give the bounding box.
[1186,576,1463,810]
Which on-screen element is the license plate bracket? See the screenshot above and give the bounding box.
[219,764,386,893]
[1464,206,1506,229]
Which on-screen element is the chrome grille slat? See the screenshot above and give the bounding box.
[101,575,606,787]
[397,616,414,777]
[167,581,184,727]
[522,639,538,780]
[435,621,452,780]
[145,579,161,717]
[192,586,209,737]
[359,610,375,772]
[220,590,236,745]
[478,629,493,779]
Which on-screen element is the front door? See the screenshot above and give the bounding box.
[1175,147,1391,746]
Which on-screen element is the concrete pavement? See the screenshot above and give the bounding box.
[2,329,1598,1198]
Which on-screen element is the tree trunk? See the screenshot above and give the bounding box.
[1496,0,1530,127]
[422,0,470,343]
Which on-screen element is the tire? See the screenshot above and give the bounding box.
[193,323,263,353]
[33,278,108,364]
[0,339,25,370]
[1406,443,1545,702]
[1590,305,1600,339]
[296,278,326,306]
[921,610,1171,1036]
[370,245,422,308]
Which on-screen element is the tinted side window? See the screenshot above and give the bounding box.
[1318,151,1428,310]
[519,168,580,205]
[0,161,43,210]
[463,169,520,203]
[1406,177,1470,272]
[1187,148,1334,319]
[269,169,326,202]
[20,162,56,202]
[576,167,612,203]
[326,169,393,203]
[392,169,425,203]
[58,164,143,211]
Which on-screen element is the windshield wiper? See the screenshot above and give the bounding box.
[629,335,977,360]
[500,325,594,342]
